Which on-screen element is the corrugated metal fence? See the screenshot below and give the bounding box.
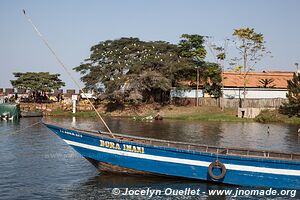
[173,97,288,108]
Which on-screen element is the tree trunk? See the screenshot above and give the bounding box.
[243,41,247,107]
[196,68,199,107]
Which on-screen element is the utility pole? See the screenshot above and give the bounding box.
[194,56,202,107]
[196,67,199,106]
[220,39,229,111]
[205,37,228,111]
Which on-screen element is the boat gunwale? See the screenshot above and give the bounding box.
[44,121,300,162]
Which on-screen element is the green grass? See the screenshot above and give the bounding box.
[167,113,245,121]
[163,108,251,122]
[48,106,248,122]
[48,106,300,124]
[254,110,300,124]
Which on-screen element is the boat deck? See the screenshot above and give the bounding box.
[68,125,300,162]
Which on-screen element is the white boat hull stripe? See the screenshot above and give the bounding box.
[63,139,300,176]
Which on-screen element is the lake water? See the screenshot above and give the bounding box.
[0,117,299,199]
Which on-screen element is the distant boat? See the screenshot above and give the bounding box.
[44,121,300,189]
[21,110,43,117]
[154,113,163,120]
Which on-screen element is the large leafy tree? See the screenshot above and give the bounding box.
[74,37,190,104]
[231,27,271,100]
[75,35,222,105]
[10,72,65,101]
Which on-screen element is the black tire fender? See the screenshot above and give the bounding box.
[208,160,226,180]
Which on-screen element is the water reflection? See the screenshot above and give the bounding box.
[67,173,298,200]
[1,117,299,199]
[47,116,300,153]
[68,173,227,200]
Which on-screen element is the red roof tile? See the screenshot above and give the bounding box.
[223,71,294,88]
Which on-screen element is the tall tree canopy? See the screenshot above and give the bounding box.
[231,27,271,100]
[74,35,221,104]
[75,37,199,103]
[179,34,207,60]
[11,72,65,92]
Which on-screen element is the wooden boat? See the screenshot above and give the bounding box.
[23,8,300,190]
[21,110,43,117]
[44,121,300,189]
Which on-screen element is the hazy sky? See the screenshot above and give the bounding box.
[1,0,300,89]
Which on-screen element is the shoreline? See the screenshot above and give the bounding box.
[44,104,300,124]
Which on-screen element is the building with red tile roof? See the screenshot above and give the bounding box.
[173,71,296,99]
[223,71,294,89]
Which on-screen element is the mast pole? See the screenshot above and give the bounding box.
[22,9,114,136]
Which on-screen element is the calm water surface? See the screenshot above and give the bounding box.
[0,117,299,200]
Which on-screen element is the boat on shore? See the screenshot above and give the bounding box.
[21,110,43,117]
[44,121,300,189]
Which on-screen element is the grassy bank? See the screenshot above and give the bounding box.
[254,110,300,124]
[159,106,251,122]
[47,105,252,122]
[47,104,300,124]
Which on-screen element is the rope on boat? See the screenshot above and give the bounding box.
[22,9,114,137]
[1,120,42,135]
[11,120,42,134]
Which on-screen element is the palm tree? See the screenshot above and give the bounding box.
[259,78,275,88]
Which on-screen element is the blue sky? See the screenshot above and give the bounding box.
[1,0,300,89]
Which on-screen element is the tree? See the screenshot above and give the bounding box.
[10,72,65,101]
[206,39,229,110]
[75,35,222,105]
[279,73,300,116]
[179,34,222,101]
[74,37,190,104]
[231,27,271,101]
[202,63,222,97]
[259,78,275,88]
[287,73,300,104]
[179,34,208,105]
[179,34,207,59]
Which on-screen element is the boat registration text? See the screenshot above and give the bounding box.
[100,139,145,154]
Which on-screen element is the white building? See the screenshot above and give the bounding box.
[171,71,294,100]
[222,71,293,99]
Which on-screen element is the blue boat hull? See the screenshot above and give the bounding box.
[44,123,300,189]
